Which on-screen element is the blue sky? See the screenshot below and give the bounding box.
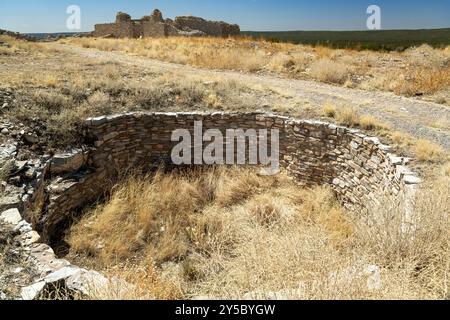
[1,0,449,33]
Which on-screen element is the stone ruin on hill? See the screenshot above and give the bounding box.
[93,9,241,38]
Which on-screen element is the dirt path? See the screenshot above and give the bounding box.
[54,43,450,150]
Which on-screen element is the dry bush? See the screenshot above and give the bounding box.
[0,45,15,56]
[267,52,308,75]
[323,103,387,131]
[322,102,337,118]
[335,106,359,127]
[394,66,450,96]
[355,176,450,299]
[359,114,387,130]
[390,130,414,146]
[87,91,112,114]
[413,139,445,162]
[309,58,350,84]
[314,46,334,59]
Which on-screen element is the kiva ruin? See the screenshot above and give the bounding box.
[93,9,241,38]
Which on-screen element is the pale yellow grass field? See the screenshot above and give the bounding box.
[64,37,450,103]
[67,166,449,300]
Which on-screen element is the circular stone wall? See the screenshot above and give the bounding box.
[0,112,422,298]
[2,112,421,249]
[26,112,419,245]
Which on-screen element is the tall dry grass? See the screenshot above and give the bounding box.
[65,38,450,101]
[68,166,449,300]
[309,58,350,84]
[0,35,48,55]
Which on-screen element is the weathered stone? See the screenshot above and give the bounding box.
[65,269,110,297]
[21,281,46,300]
[23,133,39,144]
[40,266,81,283]
[1,112,422,300]
[0,208,22,225]
[19,230,40,246]
[403,175,422,185]
[94,9,240,38]
[51,150,85,174]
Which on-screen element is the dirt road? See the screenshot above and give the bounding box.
[54,44,450,150]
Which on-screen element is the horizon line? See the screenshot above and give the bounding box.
[18,27,450,35]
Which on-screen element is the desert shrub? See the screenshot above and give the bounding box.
[86,91,112,114]
[309,58,350,84]
[335,106,359,127]
[267,52,308,75]
[359,114,387,130]
[413,139,445,162]
[323,102,337,118]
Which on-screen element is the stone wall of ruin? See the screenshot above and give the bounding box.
[0,112,421,296]
[174,16,240,36]
[93,10,240,38]
[142,21,167,37]
[114,20,134,38]
[93,23,116,37]
[19,112,418,243]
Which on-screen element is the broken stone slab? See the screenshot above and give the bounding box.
[29,243,72,277]
[50,150,86,175]
[0,142,17,160]
[388,155,404,166]
[10,160,28,176]
[21,266,130,300]
[363,136,381,145]
[403,175,422,185]
[39,266,81,283]
[85,116,107,126]
[21,281,46,300]
[0,208,22,225]
[65,269,111,298]
[395,165,413,179]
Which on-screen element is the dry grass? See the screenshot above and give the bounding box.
[0,49,264,147]
[64,38,450,103]
[323,104,387,130]
[394,67,450,96]
[322,102,337,118]
[67,166,449,300]
[0,159,14,182]
[309,58,351,84]
[359,114,386,130]
[0,35,48,55]
[322,104,447,163]
[67,167,353,299]
[413,139,445,162]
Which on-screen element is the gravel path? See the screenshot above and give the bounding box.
[55,44,450,150]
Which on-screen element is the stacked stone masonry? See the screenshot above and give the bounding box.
[0,112,421,299]
[93,9,240,38]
